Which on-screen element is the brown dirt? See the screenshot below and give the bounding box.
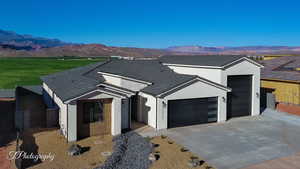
[277,103,300,116]
[7,128,113,169]
[150,136,215,169]
[244,152,300,169]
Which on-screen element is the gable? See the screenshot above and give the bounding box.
[164,80,228,100]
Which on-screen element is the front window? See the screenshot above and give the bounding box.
[83,101,104,123]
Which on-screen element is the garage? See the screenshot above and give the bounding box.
[168,97,218,128]
[227,75,252,119]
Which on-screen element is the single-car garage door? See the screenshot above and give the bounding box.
[227,75,252,119]
[168,97,218,128]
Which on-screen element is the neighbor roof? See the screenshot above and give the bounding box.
[0,89,15,98]
[160,55,246,67]
[261,56,300,82]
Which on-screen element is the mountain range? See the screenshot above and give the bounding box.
[1,29,300,57]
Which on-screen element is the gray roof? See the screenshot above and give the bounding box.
[41,58,230,102]
[19,85,43,95]
[160,55,246,67]
[261,56,300,82]
[86,59,198,96]
[0,89,15,98]
[41,62,106,102]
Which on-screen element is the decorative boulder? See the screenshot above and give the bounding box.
[68,144,82,156]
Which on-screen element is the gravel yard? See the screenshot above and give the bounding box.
[6,128,113,169]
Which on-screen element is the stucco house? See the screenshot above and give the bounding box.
[41,55,263,141]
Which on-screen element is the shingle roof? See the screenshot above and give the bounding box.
[0,89,15,98]
[261,56,300,82]
[19,85,43,95]
[41,62,106,102]
[160,55,246,67]
[41,58,231,102]
[87,59,198,96]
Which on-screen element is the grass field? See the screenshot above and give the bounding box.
[0,57,107,89]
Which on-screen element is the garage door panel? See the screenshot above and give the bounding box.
[168,97,217,128]
[227,75,252,119]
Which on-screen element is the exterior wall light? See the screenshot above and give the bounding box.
[222,97,226,102]
[256,92,260,97]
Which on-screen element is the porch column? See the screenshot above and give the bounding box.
[67,103,77,142]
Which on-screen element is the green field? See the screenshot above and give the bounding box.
[0,57,107,89]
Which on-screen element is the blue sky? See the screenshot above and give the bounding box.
[1,0,300,48]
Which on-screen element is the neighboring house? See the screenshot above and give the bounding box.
[261,56,300,113]
[0,89,15,132]
[15,85,46,130]
[41,55,263,142]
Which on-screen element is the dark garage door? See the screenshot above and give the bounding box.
[227,75,252,119]
[168,97,218,128]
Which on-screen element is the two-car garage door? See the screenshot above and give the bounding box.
[168,97,218,128]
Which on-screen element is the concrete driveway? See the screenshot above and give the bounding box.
[164,109,300,169]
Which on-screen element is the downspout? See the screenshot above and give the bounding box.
[156,98,158,129]
[66,104,68,142]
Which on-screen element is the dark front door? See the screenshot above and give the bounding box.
[168,97,218,128]
[77,99,112,139]
[227,75,252,119]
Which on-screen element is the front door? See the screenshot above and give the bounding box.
[77,99,112,139]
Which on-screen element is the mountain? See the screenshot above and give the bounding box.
[166,46,300,55]
[1,29,300,57]
[0,29,69,50]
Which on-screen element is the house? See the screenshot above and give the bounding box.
[41,55,263,142]
[261,56,300,113]
[0,89,15,132]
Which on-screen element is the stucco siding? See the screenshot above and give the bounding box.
[103,74,148,91]
[167,65,222,84]
[261,80,300,105]
[43,83,68,137]
[67,104,77,142]
[138,92,157,128]
[223,60,261,116]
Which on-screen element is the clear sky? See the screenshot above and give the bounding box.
[1,0,299,48]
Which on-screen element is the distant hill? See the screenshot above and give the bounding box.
[1,29,300,57]
[166,46,300,55]
[0,29,69,49]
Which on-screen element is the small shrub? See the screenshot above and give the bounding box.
[161,135,167,139]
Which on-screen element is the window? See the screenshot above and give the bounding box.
[83,101,104,123]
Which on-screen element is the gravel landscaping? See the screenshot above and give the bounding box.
[96,132,153,169]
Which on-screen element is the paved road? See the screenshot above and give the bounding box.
[164,109,300,169]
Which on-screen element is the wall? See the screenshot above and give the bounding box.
[43,83,68,138]
[223,60,261,116]
[167,65,222,83]
[103,74,148,92]
[137,92,157,128]
[261,79,300,105]
[157,80,227,129]
[77,91,124,136]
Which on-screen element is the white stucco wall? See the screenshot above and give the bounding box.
[137,92,157,128]
[167,65,222,84]
[43,83,125,141]
[222,60,261,116]
[103,74,148,92]
[43,83,68,137]
[156,81,227,129]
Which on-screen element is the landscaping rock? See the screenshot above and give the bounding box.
[180,147,189,152]
[148,153,156,162]
[101,152,112,157]
[68,144,82,156]
[95,132,153,169]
